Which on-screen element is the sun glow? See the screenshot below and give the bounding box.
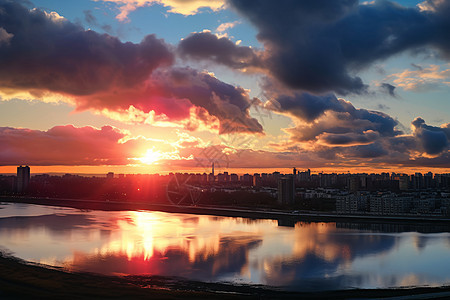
[139,148,163,164]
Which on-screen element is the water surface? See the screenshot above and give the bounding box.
[1,202,450,291]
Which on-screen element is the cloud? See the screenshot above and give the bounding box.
[0,1,262,134]
[74,67,263,134]
[266,93,350,123]
[286,109,400,144]
[0,27,13,45]
[412,117,450,155]
[0,1,174,96]
[216,21,240,33]
[0,124,307,169]
[1,120,447,170]
[178,31,264,71]
[97,0,225,21]
[154,67,263,134]
[83,10,97,26]
[261,91,450,163]
[269,98,450,165]
[417,0,445,12]
[379,83,397,97]
[317,130,380,147]
[0,125,205,166]
[0,125,140,165]
[265,91,400,146]
[177,0,450,94]
[386,64,450,92]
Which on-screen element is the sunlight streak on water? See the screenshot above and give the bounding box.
[1,202,450,291]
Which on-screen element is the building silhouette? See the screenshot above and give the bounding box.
[278,175,295,205]
[16,165,30,193]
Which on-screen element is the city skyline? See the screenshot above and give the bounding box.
[1,164,450,177]
[0,0,450,175]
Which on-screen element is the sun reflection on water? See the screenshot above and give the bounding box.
[2,203,450,290]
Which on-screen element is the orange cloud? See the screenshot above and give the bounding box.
[386,64,450,92]
[97,0,225,21]
[216,21,240,33]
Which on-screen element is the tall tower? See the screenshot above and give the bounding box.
[17,165,30,193]
[212,162,215,177]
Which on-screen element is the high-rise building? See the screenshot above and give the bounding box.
[278,175,295,205]
[399,175,409,190]
[230,173,239,182]
[298,169,311,182]
[217,173,226,183]
[348,176,360,192]
[252,173,260,186]
[16,165,30,193]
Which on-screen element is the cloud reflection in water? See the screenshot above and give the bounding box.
[1,203,450,291]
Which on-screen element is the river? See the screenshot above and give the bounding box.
[1,202,450,291]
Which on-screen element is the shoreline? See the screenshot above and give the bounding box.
[1,196,450,225]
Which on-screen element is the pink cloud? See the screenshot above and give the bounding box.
[73,67,263,133]
[0,125,142,166]
[0,2,262,134]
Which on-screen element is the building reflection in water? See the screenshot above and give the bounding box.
[1,203,450,291]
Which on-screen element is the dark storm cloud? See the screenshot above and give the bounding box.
[412,117,450,155]
[288,116,450,163]
[194,0,450,94]
[178,31,263,70]
[347,143,389,158]
[269,93,348,122]
[386,135,418,153]
[319,131,380,146]
[0,0,173,95]
[268,92,400,144]
[0,0,263,134]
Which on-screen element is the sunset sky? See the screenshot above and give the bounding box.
[0,0,449,175]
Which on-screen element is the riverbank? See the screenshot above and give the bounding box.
[2,196,450,226]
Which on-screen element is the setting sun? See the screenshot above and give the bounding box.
[139,149,162,165]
